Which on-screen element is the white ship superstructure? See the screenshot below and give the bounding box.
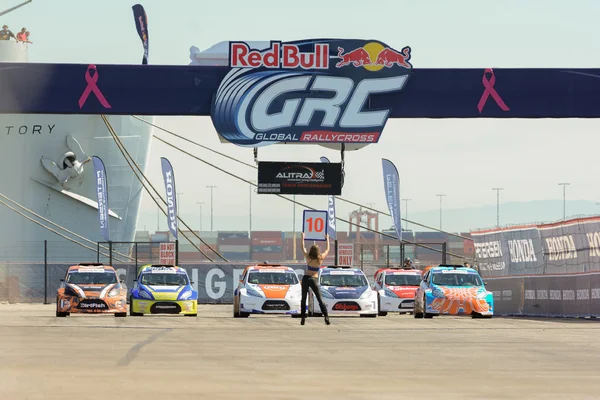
[0,40,154,262]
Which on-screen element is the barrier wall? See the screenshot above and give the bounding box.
[485,273,600,317]
[471,216,600,276]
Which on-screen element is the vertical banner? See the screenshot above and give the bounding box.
[132,4,149,65]
[320,156,337,240]
[160,157,178,240]
[92,156,110,242]
[381,158,402,242]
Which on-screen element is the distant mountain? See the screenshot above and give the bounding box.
[406,200,600,232]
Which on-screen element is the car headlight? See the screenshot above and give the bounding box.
[246,287,264,298]
[138,289,152,300]
[477,291,489,299]
[360,289,373,299]
[431,287,445,298]
[179,289,193,300]
[64,286,78,297]
[319,288,334,299]
[383,288,399,298]
[108,288,120,297]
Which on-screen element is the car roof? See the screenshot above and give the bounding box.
[67,263,115,272]
[139,264,186,274]
[245,264,295,273]
[382,267,422,274]
[430,265,478,273]
[320,266,364,275]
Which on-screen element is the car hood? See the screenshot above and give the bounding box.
[67,283,117,299]
[385,285,418,298]
[255,284,292,299]
[322,285,368,299]
[140,284,188,300]
[432,285,488,299]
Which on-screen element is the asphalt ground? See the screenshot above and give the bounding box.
[1,304,600,400]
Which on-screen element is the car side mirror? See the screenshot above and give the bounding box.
[119,280,125,284]
[59,278,64,282]
[483,281,488,285]
[190,281,195,285]
[133,279,137,282]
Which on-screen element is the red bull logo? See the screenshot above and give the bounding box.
[336,42,412,70]
[230,42,329,69]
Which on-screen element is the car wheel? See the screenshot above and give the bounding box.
[423,296,434,318]
[115,312,127,318]
[55,311,67,317]
[377,295,387,316]
[185,314,197,317]
[239,312,250,318]
[360,314,377,318]
[129,297,143,316]
[413,297,424,318]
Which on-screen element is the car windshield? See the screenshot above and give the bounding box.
[385,274,421,286]
[140,273,189,286]
[320,273,368,287]
[247,272,298,285]
[66,271,117,285]
[431,272,483,287]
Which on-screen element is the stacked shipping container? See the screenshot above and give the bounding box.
[218,231,250,261]
[251,231,283,261]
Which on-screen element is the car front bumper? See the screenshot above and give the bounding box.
[56,295,127,314]
[131,298,197,315]
[240,295,301,315]
[379,296,415,312]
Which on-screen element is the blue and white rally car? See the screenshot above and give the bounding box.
[129,264,198,317]
[309,266,378,318]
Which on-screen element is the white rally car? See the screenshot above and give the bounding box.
[309,266,378,318]
[372,267,423,316]
[233,263,302,318]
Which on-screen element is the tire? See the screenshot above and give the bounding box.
[185,314,197,317]
[239,312,250,318]
[56,311,68,317]
[291,314,302,318]
[360,314,377,318]
[129,298,143,316]
[413,297,424,318]
[377,295,387,316]
[115,312,127,318]
[422,295,434,318]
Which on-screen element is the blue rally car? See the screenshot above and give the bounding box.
[413,265,493,319]
[129,264,198,317]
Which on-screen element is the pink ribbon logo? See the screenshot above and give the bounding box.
[78,64,112,109]
[477,68,509,114]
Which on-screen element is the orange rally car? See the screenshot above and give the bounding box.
[56,263,127,317]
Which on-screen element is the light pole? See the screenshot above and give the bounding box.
[248,180,255,235]
[402,198,411,231]
[436,194,446,230]
[196,201,204,232]
[206,186,217,231]
[492,188,503,227]
[558,183,570,220]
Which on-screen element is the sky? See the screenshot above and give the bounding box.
[5,0,600,233]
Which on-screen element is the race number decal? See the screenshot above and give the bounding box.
[303,210,328,241]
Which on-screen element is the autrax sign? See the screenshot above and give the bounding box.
[211,39,412,148]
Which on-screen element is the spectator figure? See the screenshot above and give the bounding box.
[0,25,16,41]
[24,31,32,44]
[16,27,26,41]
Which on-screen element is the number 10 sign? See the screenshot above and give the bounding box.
[302,210,328,241]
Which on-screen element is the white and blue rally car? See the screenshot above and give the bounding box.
[309,266,378,318]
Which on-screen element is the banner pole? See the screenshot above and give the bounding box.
[175,239,179,266]
[334,239,339,266]
[44,240,48,304]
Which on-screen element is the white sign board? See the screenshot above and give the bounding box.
[159,242,176,265]
[302,210,328,241]
[337,243,354,266]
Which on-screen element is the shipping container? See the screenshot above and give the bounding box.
[218,237,251,246]
[251,231,283,239]
[252,237,283,246]
[151,233,169,242]
[198,231,219,239]
[218,231,249,240]
[251,252,284,262]
[220,252,251,261]
[415,231,447,241]
[218,245,251,253]
[252,245,283,253]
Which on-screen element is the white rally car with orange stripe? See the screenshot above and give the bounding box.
[233,264,302,318]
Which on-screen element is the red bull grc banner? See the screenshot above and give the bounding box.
[211,39,412,147]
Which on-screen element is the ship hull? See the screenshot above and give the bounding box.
[0,114,154,262]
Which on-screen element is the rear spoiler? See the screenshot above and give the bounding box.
[325,265,352,269]
[78,262,104,266]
